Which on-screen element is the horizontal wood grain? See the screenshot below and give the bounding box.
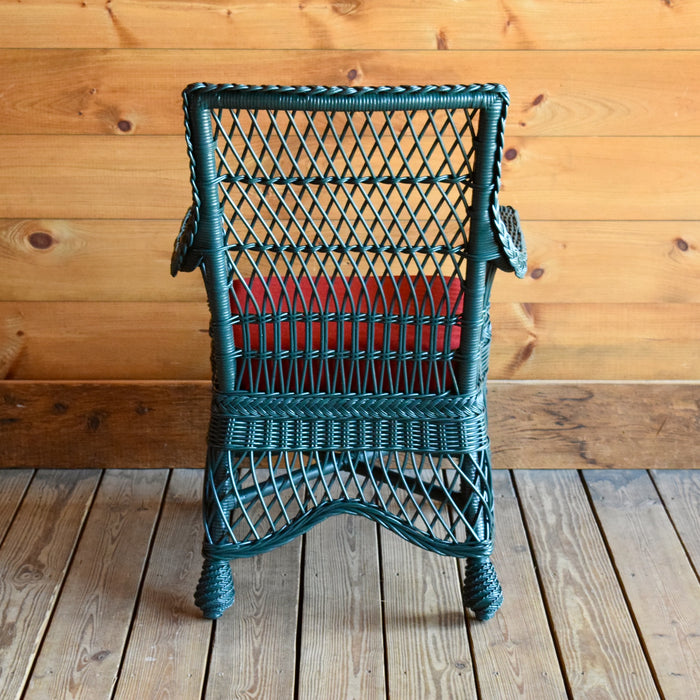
[0,219,206,303]
[3,219,698,304]
[1,301,699,380]
[0,381,696,470]
[496,220,700,304]
[2,136,697,221]
[0,0,696,49]
[1,301,698,380]
[2,50,699,137]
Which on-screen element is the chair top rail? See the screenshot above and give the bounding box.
[183,82,509,113]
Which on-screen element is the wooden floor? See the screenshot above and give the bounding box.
[0,469,698,699]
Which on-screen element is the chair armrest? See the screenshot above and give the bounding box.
[171,206,203,276]
[493,205,527,278]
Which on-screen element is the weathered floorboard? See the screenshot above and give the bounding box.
[0,470,33,541]
[651,469,700,573]
[584,470,700,698]
[298,515,385,700]
[0,470,100,700]
[514,470,660,699]
[0,468,696,698]
[25,469,167,700]
[112,469,211,699]
[205,542,303,700]
[380,530,476,699]
[467,471,567,698]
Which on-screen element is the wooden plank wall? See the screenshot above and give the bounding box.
[0,1,698,466]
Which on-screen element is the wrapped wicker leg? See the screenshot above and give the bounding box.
[462,557,503,620]
[195,559,235,619]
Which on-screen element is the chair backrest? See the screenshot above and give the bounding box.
[179,84,510,396]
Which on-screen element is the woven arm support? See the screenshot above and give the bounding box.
[209,391,489,454]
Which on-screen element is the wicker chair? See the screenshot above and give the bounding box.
[172,83,526,621]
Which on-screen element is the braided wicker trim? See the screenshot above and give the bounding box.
[209,391,488,453]
[171,206,201,276]
[184,82,508,104]
[494,205,528,278]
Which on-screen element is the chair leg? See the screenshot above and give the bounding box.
[462,556,503,620]
[195,558,235,619]
[196,454,237,619]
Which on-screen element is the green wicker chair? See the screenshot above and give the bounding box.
[172,83,526,621]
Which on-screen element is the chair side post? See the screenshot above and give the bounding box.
[458,100,504,394]
[185,94,237,392]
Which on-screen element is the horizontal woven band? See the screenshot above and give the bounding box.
[209,391,488,453]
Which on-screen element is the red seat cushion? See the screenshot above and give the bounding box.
[230,274,464,393]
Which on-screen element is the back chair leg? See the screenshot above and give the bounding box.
[462,556,503,621]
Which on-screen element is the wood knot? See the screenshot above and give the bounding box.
[504,148,518,161]
[28,231,55,250]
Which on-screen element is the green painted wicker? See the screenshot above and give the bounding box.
[172,83,526,621]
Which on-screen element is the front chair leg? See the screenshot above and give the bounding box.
[462,556,503,620]
[195,558,235,619]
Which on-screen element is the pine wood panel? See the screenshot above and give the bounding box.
[583,471,700,698]
[0,470,100,700]
[380,530,476,699]
[2,50,699,137]
[205,543,302,700]
[0,219,205,303]
[467,471,567,698]
[0,0,696,49]
[495,220,700,304]
[0,136,189,221]
[26,469,167,700]
[651,470,700,572]
[113,469,211,699]
[2,381,697,471]
[499,136,700,221]
[298,515,385,699]
[2,219,698,305]
[2,301,698,380]
[514,470,659,699]
[2,136,698,221]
